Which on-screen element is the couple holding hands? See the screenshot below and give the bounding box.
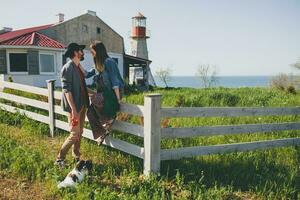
[55,41,124,168]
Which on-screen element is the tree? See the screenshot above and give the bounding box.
[290,58,300,87]
[155,67,172,88]
[195,64,218,88]
[291,58,300,69]
[269,73,291,90]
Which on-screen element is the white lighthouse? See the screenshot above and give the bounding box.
[130,12,149,59]
[129,12,156,86]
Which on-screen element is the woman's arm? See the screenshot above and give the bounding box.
[113,87,121,104]
[87,88,96,96]
[85,68,96,79]
[79,64,96,79]
[106,59,123,103]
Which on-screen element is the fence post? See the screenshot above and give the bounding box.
[0,74,4,92]
[47,79,56,137]
[143,93,162,175]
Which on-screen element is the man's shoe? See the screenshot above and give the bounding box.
[54,159,66,168]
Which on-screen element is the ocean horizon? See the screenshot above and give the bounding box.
[153,76,275,88]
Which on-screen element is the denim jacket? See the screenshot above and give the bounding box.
[84,58,124,90]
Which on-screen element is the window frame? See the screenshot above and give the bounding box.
[7,50,28,74]
[97,27,101,34]
[39,51,56,75]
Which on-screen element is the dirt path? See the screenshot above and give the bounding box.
[0,176,45,200]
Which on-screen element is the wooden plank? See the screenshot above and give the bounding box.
[0,103,49,124]
[162,122,300,138]
[120,102,144,116]
[112,120,144,137]
[54,95,144,116]
[2,81,48,96]
[55,119,69,131]
[0,75,4,92]
[54,91,62,100]
[54,106,143,137]
[161,107,300,118]
[143,94,162,175]
[55,119,144,158]
[47,80,55,137]
[82,128,144,159]
[0,92,48,110]
[54,105,68,116]
[161,137,300,160]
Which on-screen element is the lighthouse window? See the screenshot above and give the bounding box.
[97,27,101,34]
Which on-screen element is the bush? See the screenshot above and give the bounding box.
[208,92,240,106]
[175,95,185,107]
[286,85,296,94]
[269,74,293,91]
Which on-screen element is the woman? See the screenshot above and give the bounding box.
[87,41,124,145]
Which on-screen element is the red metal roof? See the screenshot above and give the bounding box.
[0,32,65,49]
[0,24,53,42]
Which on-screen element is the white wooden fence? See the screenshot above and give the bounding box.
[0,75,300,175]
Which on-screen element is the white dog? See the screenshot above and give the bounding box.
[57,160,93,189]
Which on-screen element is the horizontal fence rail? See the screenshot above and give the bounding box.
[0,75,299,175]
[160,138,300,160]
[162,122,300,138]
[0,77,146,163]
[162,107,300,118]
[1,80,49,96]
[0,102,50,124]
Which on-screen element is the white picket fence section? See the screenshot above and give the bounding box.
[0,75,300,175]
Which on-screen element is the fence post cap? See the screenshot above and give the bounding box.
[145,93,162,97]
[46,79,56,83]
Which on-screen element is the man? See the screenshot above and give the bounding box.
[55,43,90,168]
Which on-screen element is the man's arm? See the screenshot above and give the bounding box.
[64,92,79,119]
[61,65,79,119]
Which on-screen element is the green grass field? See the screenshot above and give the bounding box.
[0,87,299,199]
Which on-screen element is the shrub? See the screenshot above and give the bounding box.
[269,73,293,91]
[208,92,240,106]
[286,85,296,94]
[175,95,185,107]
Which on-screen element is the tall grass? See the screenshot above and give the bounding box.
[0,87,299,199]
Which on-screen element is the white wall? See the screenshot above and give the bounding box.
[3,74,61,88]
[80,50,124,85]
[4,48,63,88]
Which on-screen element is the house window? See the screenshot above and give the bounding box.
[9,53,27,72]
[40,54,55,73]
[97,27,101,34]
[82,24,88,33]
[62,54,67,65]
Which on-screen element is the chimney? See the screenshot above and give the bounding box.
[84,10,97,17]
[57,13,65,23]
[0,27,13,34]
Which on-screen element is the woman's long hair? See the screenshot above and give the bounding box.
[90,41,109,72]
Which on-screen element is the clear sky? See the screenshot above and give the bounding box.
[0,0,299,76]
